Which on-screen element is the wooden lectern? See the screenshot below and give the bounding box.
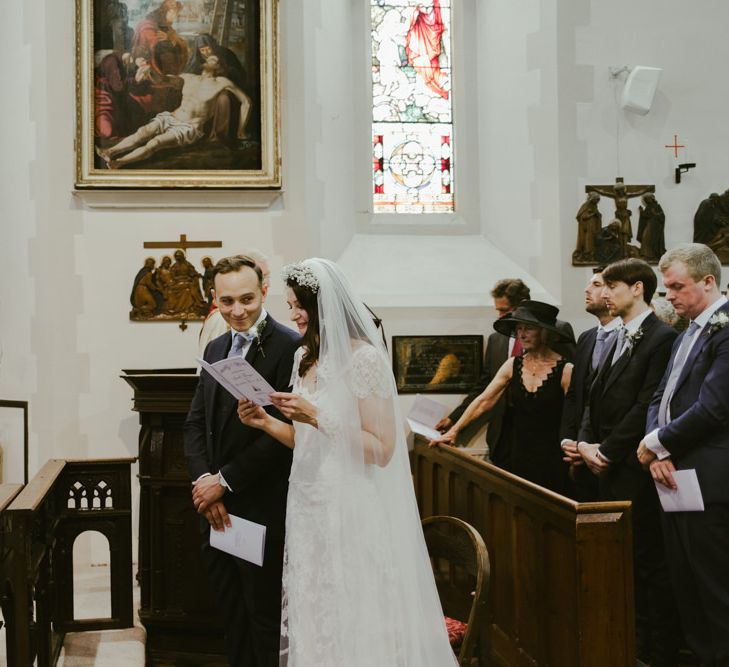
[122,369,227,665]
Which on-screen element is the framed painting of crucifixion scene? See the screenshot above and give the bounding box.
[75,0,280,189]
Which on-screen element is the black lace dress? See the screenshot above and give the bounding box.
[505,355,569,495]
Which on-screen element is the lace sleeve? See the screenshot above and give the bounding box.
[346,344,393,399]
[290,347,304,389]
[316,406,341,439]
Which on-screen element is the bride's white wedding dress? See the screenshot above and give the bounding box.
[280,345,457,667]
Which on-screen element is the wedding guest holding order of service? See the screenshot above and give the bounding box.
[430,301,574,496]
[237,258,457,667]
[638,243,729,667]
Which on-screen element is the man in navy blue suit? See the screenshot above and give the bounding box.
[184,255,300,667]
[639,243,729,667]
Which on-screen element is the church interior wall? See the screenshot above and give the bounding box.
[1,0,728,563]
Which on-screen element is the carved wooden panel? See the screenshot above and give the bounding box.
[413,442,635,667]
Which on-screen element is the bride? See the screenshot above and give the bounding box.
[237,258,457,666]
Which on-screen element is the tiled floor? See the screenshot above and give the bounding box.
[0,563,145,666]
[59,564,145,666]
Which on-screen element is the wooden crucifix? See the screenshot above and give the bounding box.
[586,177,654,247]
[143,233,223,252]
[134,234,223,330]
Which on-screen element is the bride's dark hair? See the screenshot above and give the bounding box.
[287,279,320,377]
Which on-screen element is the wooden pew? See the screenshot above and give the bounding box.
[412,441,635,667]
[0,482,23,636]
[2,458,134,666]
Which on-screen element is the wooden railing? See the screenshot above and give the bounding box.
[413,441,635,667]
[0,458,134,666]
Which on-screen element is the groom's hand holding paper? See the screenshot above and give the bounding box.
[198,356,275,406]
[209,514,267,567]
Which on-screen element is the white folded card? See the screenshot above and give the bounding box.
[406,394,449,441]
[209,514,267,566]
[198,356,275,406]
[655,469,705,512]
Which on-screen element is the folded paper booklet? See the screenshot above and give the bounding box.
[406,394,450,441]
[209,514,267,566]
[655,468,705,512]
[198,356,275,406]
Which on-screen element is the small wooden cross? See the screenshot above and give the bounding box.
[141,234,222,331]
[143,233,222,251]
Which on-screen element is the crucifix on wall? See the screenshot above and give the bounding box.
[573,177,665,266]
[131,234,223,330]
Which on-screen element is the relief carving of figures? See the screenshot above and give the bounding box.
[637,193,666,262]
[694,189,729,263]
[572,192,602,262]
[130,248,212,322]
[573,177,663,265]
[130,256,163,317]
[165,249,207,317]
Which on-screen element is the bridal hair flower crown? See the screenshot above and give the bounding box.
[282,262,320,293]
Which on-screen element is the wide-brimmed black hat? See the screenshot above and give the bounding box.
[493,300,571,340]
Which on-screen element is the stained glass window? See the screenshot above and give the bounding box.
[371,0,454,214]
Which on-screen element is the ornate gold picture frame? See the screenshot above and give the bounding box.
[75,0,280,189]
[392,335,483,394]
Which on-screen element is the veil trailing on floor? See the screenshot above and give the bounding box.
[280,258,457,666]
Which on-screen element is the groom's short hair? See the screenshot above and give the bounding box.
[603,258,657,304]
[213,254,264,287]
[659,243,721,286]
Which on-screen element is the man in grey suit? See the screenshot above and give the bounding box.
[639,243,729,667]
[436,278,575,466]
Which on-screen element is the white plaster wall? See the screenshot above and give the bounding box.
[563,0,729,331]
[3,0,729,563]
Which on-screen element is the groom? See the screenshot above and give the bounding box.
[184,255,300,667]
[639,243,729,666]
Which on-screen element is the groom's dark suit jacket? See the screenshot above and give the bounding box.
[184,314,301,538]
[581,312,676,500]
[646,301,729,503]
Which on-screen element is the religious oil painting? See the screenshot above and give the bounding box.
[393,335,482,394]
[75,0,280,188]
[371,0,454,213]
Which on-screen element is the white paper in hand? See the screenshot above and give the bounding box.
[655,469,705,512]
[198,356,275,406]
[209,514,267,566]
[406,394,449,441]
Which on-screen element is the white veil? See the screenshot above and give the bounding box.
[283,258,457,666]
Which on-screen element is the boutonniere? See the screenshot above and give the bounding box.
[704,311,729,337]
[251,319,268,357]
[624,327,644,355]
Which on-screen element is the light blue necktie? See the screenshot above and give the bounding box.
[227,331,254,358]
[658,321,700,427]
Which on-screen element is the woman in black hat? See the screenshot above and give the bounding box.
[430,300,574,495]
